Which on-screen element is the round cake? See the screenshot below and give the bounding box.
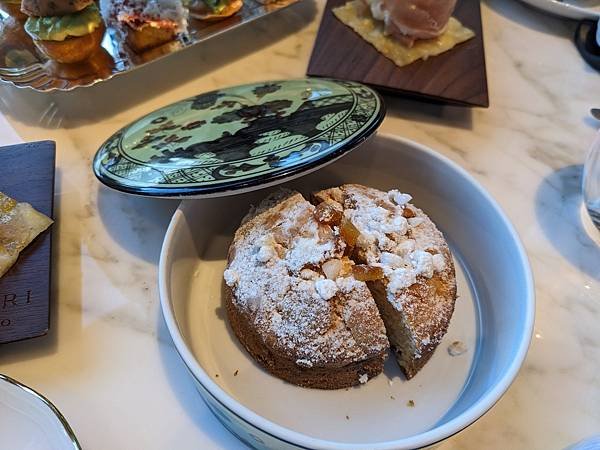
[224,185,457,388]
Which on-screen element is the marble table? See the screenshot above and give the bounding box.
[1,0,599,448]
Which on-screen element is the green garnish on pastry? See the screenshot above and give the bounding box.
[183,0,227,13]
[202,0,228,13]
[24,3,102,41]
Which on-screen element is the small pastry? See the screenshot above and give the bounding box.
[22,0,105,64]
[333,0,475,67]
[110,0,188,52]
[186,0,242,21]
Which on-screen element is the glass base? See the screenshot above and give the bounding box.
[581,202,600,244]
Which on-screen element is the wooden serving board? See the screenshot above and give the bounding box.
[307,0,489,107]
[0,141,55,344]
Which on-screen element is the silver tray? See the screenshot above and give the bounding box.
[0,0,298,92]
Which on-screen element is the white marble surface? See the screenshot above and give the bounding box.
[1,0,599,449]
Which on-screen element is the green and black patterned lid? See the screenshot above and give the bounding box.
[92,78,384,198]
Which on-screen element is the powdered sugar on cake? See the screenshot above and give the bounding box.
[314,279,338,300]
[342,186,448,293]
[224,190,389,367]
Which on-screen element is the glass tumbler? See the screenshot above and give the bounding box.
[583,130,600,229]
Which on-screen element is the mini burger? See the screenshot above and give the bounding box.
[186,0,242,21]
[22,0,105,64]
[111,0,188,53]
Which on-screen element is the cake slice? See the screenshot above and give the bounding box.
[224,190,389,389]
[313,185,457,379]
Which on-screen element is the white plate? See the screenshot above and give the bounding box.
[159,134,535,449]
[519,0,600,20]
[0,374,81,450]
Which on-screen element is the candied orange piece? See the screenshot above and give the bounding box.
[314,202,342,225]
[340,217,360,246]
[352,265,384,281]
[402,207,416,218]
[339,257,354,277]
[317,224,335,244]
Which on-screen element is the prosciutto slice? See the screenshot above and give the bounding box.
[365,0,457,47]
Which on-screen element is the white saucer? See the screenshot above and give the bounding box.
[0,374,81,450]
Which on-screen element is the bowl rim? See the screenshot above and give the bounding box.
[518,0,600,20]
[158,133,535,449]
[0,374,82,450]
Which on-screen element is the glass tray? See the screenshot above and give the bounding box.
[0,0,299,92]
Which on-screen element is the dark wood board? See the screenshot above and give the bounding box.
[0,141,55,344]
[307,0,489,107]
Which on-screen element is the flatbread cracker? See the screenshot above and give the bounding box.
[333,0,475,67]
[0,192,53,278]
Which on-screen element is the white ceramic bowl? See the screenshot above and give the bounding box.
[159,134,535,450]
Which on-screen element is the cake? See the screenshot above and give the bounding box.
[313,185,457,379]
[224,185,457,388]
[224,190,390,389]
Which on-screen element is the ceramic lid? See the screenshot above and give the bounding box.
[92,78,384,198]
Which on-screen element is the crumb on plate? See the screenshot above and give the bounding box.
[448,340,468,356]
